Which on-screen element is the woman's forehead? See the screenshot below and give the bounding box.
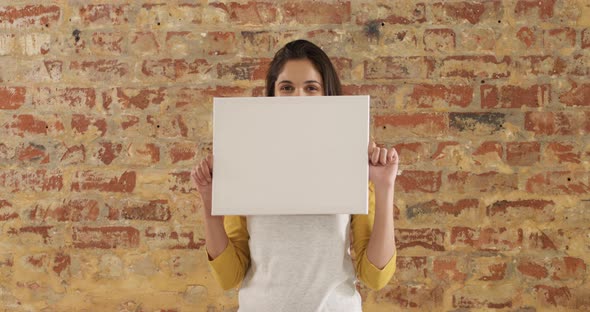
[277,59,322,83]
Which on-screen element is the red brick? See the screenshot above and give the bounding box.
[79,4,131,25]
[472,141,503,165]
[52,252,70,275]
[146,114,189,138]
[432,1,502,24]
[70,60,129,82]
[282,1,350,24]
[409,84,472,108]
[396,170,442,193]
[209,1,278,25]
[113,87,166,110]
[95,141,122,165]
[451,227,523,251]
[71,170,136,193]
[424,29,455,52]
[0,169,63,192]
[0,199,18,221]
[438,55,510,78]
[204,31,237,56]
[216,58,270,81]
[515,0,556,20]
[526,171,590,195]
[374,284,444,308]
[356,3,426,25]
[169,171,197,194]
[559,83,590,107]
[395,228,445,251]
[14,143,49,164]
[29,199,99,222]
[486,199,555,219]
[544,27,576,50]
[533,285,572,307]
[73,226,139,249]
[113,200,171,221]
[395,256,428,281]
[71,114,107,137]
[520,56,567,75]
[0,5,61,28]
[365,56,433,79]
[481,84,550,109]
[92,32,125,54]
[545,142,581,164]
[392,142,429,166]
[528,230,557,250]
[447,171,518,193]
[60,144,85,165]
[8,226,53,244]
[169,142,196,164]
[516,26,541,48]
[6,114,65,137]
[120,115,140,130]
[477,262,507,281]
[407,199,479,219]
[524,112,576,135]
[551,257,586,281]
[374,113,447,137]
[433,257,467,282]
[240,31,278,55]
[141,59,210,81]
[430,141,460,161]
[145,226,206,249]
[0,87,26,110]
[32,87,96,110]
[518,259,548,279]
[453,287,513,309]
[506,142,541,166]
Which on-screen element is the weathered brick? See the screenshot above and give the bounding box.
[395,228,445,251]
[0,199,18,221]
[424,29,455,52]
[432,1,502,24]
[396,170,442,193]
[449,112,505,135]
[32,87,96,110]
[0,5,61,28]
[559,83,590,107]
[356,2,426,25]
[141,58,211,81]
[506,142,541,166]
[0,87,26,110]
[409,84,472,108]
[375,113,447,138]
[365,56,433,79]
[514,0,556,20]
[209,1,278,25]
[481,84,550,109]
[71,114,107,137]
[71,170,136,193]
[70,60,130,82]
[544,27,576,50]
[72,226,139,249]
[29,199,99,222]
[545,142,581,164]
[526,171,590,195]
[282,1,350,24]
[79,4,131,25]
[451,227,523,251]
[374,283,444,309]
[216,57,270,81]
[0,169,63,192]
[437,55,511,78]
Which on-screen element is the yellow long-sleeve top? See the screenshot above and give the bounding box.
[206,180,396,301]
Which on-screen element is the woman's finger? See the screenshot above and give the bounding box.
[203,158,212,181]
[198,163,211,183]
[371,146,379,165]
[206,154,213,174]
[379,147,387,165]
[193,168,207,186]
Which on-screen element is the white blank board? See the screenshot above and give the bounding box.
[212,95,370,216]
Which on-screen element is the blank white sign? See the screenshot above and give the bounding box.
[212,95,370,216]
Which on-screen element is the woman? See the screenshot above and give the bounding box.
[191,39,399,312]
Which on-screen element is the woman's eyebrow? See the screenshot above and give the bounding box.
[304,80,321,84]
[277,80,292,84]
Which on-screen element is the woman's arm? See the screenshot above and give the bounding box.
[366,183,396,269]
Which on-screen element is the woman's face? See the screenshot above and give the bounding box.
[274,59,324,96]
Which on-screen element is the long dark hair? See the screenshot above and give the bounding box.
[265,39,342,96]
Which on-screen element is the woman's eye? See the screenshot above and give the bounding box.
[306,86,319,91]
[280,85,294,91]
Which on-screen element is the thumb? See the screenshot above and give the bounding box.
[368,140,376,155]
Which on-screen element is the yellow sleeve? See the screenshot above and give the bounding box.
[350,180,397,290]
[206,215,251,291]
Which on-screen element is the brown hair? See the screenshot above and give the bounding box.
[265,39,342,96]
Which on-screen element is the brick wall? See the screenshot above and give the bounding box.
[1,0,589,311]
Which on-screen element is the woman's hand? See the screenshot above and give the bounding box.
[191,153,214,215]
[368,141,399,189]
